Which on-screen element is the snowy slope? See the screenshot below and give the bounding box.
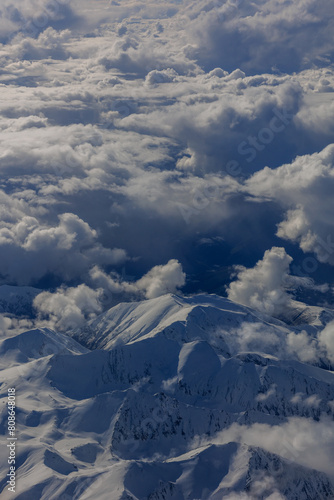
[72,293,291,352]
[0,328,88,362]
[279,299,334,330]
[0,294,334,499]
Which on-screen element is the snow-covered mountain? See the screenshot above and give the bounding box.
[279,299,334,330]
[72,293,309,352]
[0,294,334,499]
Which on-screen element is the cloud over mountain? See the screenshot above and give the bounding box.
[227,247,293,316]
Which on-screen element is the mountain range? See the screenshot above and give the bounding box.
[0,292,334,499]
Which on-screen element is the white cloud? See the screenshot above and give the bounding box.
[226,247,293,317]
[33,284,103,331]
[145,68,178,86]
[225,248,334,364]
[286,330,319,363]
[246,145,334,265]
[215,417,334,478]
[90,258,186,300]
[32,259,186,331]
[0,315,12,335]
[287,332,321,363]
[256,385,277,402]
[10,27,72,61]
[0,213,127,285]
[186,0,334,75]
[135,259,186,299]
[227,321,284,357]
[222,491,285,500]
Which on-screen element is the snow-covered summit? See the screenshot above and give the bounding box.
[72,293,290,351]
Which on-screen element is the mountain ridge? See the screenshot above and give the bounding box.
[0,292,334,499]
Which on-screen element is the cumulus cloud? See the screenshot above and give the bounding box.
[135,258,186,298]
[0,0,78,42]
[246,145,334,266]
[225,247,334,364]
[226,247,293,317]
[33,284,103,331]
[10,27,72,61]
[121,78,302,175]
[90,259,186,300]
[187,0,334,75]
[145,68,178,86]
[0,213,126,285]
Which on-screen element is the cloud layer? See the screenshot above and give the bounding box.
[0,0,333,327]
